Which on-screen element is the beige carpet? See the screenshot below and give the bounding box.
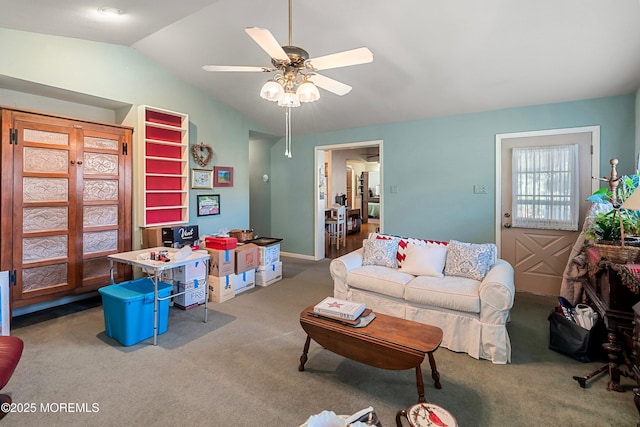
[5,256,639,426]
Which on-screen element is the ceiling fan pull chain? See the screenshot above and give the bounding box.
[284,108,291,157]
[288,107,292,157]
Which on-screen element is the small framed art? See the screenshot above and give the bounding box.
[214,166,234,187]
[191,169,213,189]
[197,194,220,216]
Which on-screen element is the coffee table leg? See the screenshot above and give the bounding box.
[298,335,311,372]
[415,365,426,403]
[428,352,442,389]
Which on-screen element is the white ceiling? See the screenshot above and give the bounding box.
[1,0,639,137]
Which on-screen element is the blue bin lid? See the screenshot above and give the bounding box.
[99,278,172,302]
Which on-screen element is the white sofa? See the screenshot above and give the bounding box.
[329,234,515,364]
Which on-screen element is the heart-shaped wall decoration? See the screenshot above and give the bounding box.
[192,142,213,167]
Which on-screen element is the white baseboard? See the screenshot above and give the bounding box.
[280,251,316,261]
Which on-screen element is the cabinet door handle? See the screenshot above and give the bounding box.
[70,160,75,164]
[77,160,83,165]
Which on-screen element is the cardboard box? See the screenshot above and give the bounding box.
[141,226,164,249]
[234,269,255,295]
[173,279,206,310]
[173,259,207,282]
[209,275,235,303]
[258,244,280,266]
[162,225,199,248]
[205,236,237,250]
[206,248,235,277]
[234,243,259,274]
[256,261,283,287]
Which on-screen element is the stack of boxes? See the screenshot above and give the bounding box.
[255,242,282,287]
[206,236,237,303]
[232,243,259,294]
[203,236,283,300]
[171,258,207,310]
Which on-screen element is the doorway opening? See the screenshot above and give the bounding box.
[314,140,383,260]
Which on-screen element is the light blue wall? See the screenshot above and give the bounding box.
[0,28,636,257]
[0,28,268,247]
[271,95,636,255]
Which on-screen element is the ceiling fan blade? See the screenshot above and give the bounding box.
[202,65,271,72]
[245,27,290,62]
[307,47,373,71]
[308,74,352,96]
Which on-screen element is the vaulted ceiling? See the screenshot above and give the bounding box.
[1,0,639,137]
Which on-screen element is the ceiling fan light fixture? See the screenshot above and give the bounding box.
[260,80,284,102]
[296,81,320,103]
[278,91,301,108]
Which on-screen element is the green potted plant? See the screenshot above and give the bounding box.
[585,172,640,262]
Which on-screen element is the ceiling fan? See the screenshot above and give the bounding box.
[202,0,373,156]
[202,0,373,101]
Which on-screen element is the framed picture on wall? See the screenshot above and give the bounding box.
[191,169,213,189]
[197,194,220,216]
[214,166,234,187]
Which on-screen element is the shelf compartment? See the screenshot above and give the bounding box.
[145,142,183,159]
[144,126,182,143]
[146,175,184,191]
[146,192,184,208]
[145,158,184,175]
[145,208,185,226]
[145,109,184,128]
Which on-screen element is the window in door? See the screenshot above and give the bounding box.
[511,144,580,231]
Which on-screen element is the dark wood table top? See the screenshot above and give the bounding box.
[300,304,443,355]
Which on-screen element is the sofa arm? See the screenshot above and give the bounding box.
[330,248,364,298]
[478,259,515,324]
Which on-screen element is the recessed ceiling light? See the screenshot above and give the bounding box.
[97,7,124,17]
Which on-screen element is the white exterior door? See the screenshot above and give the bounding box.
[496,127,599,295]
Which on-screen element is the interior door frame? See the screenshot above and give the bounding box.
[494,126,600,255]
[314,139,383,261]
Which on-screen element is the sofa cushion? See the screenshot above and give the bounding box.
[444,240,497,280]
[398,243,447,277]
[404,275,481,313]
[362,238,398,268]
[347,265,414,299]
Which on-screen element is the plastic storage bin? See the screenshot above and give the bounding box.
[98,278,172,346]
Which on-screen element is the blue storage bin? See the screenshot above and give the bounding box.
[98,278,172,346]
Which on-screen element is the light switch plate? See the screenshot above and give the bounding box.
[474,184,488,194]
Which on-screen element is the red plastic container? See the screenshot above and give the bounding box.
[205,236,238,250]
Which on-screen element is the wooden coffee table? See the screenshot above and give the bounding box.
[298,304,443,403]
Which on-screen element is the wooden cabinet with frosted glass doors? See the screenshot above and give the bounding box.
[0,107,133,310]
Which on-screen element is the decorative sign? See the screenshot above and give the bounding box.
[197,194,220,216]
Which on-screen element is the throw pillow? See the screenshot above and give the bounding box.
[444,240,497,280]
[398,243,447,277]
[397,238,448,267]
[373,233,447,267]
[362,238,399,268]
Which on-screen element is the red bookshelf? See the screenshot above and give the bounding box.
[138,105,189,226]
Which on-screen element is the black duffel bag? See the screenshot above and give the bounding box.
[548,309,604,362]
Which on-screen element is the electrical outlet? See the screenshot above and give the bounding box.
[474,184,488,194]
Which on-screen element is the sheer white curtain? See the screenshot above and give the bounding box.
[512,144,579,231]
